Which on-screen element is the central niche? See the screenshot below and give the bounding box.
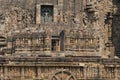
[51,31,65,52]
[41,5,53,23]
[51,36,60,52]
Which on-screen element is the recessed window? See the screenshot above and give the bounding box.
[41,5,53,23]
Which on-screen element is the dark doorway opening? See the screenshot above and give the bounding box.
[51,37,60,52]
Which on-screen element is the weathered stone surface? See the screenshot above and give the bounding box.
[0,0,120,80]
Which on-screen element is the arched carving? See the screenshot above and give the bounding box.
[50,69,76,80]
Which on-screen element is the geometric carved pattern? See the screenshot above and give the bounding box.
[51,69,76,80]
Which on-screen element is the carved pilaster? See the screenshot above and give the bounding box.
[98,65,103,79]
[4,67,7,79]
[54,5,58,23]
[84,66,87,79]
[36,4,41,24]
[21,67,25,79]
[115,66,118,80]
[38,67,42,79]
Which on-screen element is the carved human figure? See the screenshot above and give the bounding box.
[83,13,88,27]
[57,10,61,23]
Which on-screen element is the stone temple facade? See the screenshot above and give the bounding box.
[0,0,120,80]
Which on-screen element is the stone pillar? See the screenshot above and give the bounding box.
[36,4,41,24]
[35,66,38,79]
[115,66,118,80]
[21,67,25,79]
[54,5,58,23]
[0,66,3,79]
[38,67,42,79]
[99,65,103,80]
[110,46,115,58]
[84,66,87,79]
[4,67,8,79]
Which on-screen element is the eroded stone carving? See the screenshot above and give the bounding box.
[0,0,119,80]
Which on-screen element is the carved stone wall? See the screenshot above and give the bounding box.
[0,0,115,58]
[0,58,120,80]
[0,0,120,80]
